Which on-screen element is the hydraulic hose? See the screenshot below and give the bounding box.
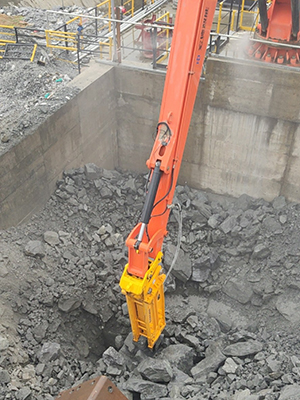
[291,0,299,39]
[164,203,183,285]
[258,0,268,35]
[140,161,162,224]
[135,161,162,249]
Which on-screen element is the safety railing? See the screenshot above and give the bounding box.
[154,12,171,65]
[45,30,78,51]
[0,25,16,44]
[122,0,135,17]
[236,0,259,31]
[0,0,171,68]
[0,25,43,61]
[0,42,38,61]
[117,11,173,69]
[214,1,237,35]
[0,1,249,72]
[53,0,112,46]
[64,15,83,33]
[94,0,112,33]
[207,0,237,55]
[99,37,113,59]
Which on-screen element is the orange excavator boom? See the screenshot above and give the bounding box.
[120,0,218,349]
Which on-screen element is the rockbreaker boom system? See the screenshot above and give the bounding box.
[119,0,218,349]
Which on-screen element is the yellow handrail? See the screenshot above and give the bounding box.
[30,44,37,62]
[97,0,111,31]
[155,12,171,64]
[99,37,112,59]
[231,10,236,31]
[45,30,78,51]
[239,0,259,31]
[66,16,82,25]
[217,1,224,34]
[0,25,16,44]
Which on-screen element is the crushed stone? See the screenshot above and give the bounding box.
[0,165,300,399]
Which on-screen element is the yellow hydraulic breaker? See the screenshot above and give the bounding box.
[119,252,166,349]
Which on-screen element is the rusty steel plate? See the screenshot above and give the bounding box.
[55,376,128,400]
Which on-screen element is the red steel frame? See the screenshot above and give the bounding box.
[250,0,300,65]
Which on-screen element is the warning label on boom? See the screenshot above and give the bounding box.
[198,7,209,51]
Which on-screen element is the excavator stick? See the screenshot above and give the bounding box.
[54,376,128,400]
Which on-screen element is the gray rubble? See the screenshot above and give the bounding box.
[0,4,98,155]
[1,5,299,400]
[1,165,300,399]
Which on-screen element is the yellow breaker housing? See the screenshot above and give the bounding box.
[119,252,165,349]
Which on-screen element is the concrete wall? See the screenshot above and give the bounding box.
[188,58,300,202]
[2,57,300,229]
[115,67,164,173]
[0,64,117,229]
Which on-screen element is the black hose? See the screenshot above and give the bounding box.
[291,0,299,39]
[258,0,268,35]
[140,161,162,225]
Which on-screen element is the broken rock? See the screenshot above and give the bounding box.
[102,346,125,369]
[84,163,102,180]
[221,357,238,374]
[24,240,45,258]
[223,340,263,357]
[125,378,168,400]
[58,296,81,313]
[137,358,173,383]
[0,368,10,383]
[164,244,192,283]
[43,231,60,246]
[191,342,226,379]
[252,243,271,259]
[223,276,253,304]
[278,384,300,399]
[38,342,61,363]
[161,344,195,374]
[276,292,300,324]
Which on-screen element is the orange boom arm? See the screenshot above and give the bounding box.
[120,0,217,349]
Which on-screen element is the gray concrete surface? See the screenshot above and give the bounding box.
[1,57,300,229]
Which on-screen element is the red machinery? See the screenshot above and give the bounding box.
[249,0,300,65]
[135,14,173,58]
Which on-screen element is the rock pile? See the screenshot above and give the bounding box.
[0,164,300,400]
